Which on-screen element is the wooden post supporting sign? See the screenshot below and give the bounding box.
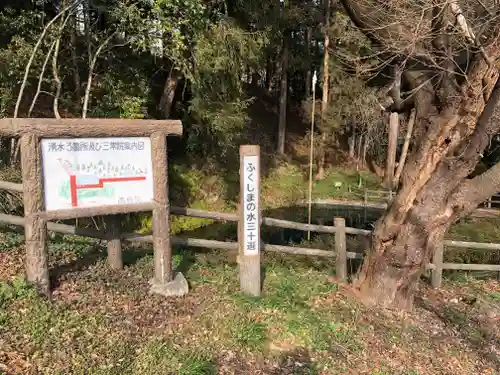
[238,145,261,296]
[20,134,50,296]
[151,131,172,284]
[105,215,123,270]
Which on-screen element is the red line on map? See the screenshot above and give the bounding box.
[70,176,146,207]
[70,175,78,207]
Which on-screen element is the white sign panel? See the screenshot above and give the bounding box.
[41,137,154,211]
[243,155,260,255]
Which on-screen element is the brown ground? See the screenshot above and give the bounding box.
[0,235,499,375]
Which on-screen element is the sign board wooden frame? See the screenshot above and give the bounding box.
[0,118,182,296]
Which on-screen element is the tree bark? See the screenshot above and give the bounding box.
[315,0,330,180]
[356,211,447,310]
[277,35,289,156]
[356,73,500,309]
[159,69,181,119]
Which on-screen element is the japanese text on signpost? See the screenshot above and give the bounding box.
[243,155,260,255]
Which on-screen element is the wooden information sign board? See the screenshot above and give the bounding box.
[0,118,184,297]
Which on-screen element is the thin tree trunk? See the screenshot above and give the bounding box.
[251,71,260,87]
[305,27,312,96]
[84,0,91,65]
[52,32,63,119]
[384,112,399,188]
[28,41,56,117]
[393,109,416,187]
[10,2,76,165]
[277,35,289,156]
[159,69,180,119]
[82,33,115,119]
[315,0,330,180]
[266,58,273,92]
[348,130,356,158]
[362,134,368,168]
[71,22,81,102]
[356,134,363,170]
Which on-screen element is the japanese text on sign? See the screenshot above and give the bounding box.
[46,140,145,153]
[41,137,154,211]
[243,155,260,255]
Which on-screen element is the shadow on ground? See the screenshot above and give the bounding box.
[271,348,319,375]
[45,203,380,288]
[416,295,500,371]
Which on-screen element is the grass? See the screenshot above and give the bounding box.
[1,232,499,375]
[1,162,500,374]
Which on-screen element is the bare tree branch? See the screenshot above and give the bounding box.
[28,41,56,117]
[13,0,79,118]
[449,0,492,66]
[393,108,415,187]
[9,1,79,165]
[52,13,73,119]
[52,38,62,119]
[82,33,116,119]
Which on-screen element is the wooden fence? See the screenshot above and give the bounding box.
[346,186,500,208]
[1,179,499,290]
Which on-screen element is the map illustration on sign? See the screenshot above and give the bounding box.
[41,137,154,211]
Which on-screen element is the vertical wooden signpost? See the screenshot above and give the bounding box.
[0,118,185,297]
[238,145,261,296]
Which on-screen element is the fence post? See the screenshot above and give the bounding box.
[20,134,50,296]
[431,243,444,288]
[364,189,368,204]
[105,215,123,270]
[487,197,492,209]
[334,218,347,282]
[238,145,261,296]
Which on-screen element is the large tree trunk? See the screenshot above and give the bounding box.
[356,64,500,309]
[277,35,289,156]
[337,0,500,308]
[356,185,449,309]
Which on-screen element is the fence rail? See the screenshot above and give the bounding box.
[349,186,500,208]
[1,180,499,290]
